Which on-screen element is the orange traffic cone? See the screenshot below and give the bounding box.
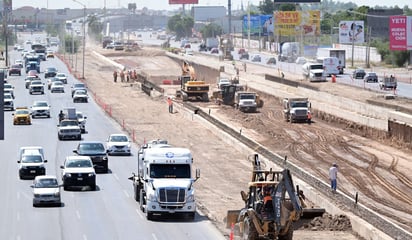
[229,223,234,240]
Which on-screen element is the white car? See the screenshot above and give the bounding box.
[106,134,132,156]
[4,83,14,98]
[31,175,61,207]
[55,72,68,84]
[60,156,96,191]
[4,93,14,111]
[29,80,45,95]
[15,59,23,68]
[18,146,47,179]
[295,57,307,65]
[73,89,88,103]
[50,81,65,93]
[31,100,51,118]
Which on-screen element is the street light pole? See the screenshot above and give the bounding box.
[73,0,86,79]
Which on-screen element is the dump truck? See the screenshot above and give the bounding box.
[227,154,325,240]
[283,98,311,123]
[235,91,264,113]
[128,140,200,220]
[178,61,210,102]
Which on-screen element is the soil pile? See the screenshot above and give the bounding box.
[302,213,352,231]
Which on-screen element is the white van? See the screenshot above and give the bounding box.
[317,57,340,76]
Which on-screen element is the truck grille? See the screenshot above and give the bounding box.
[314,72,323,77]
[159,188,185,203]
[295,109,308,116]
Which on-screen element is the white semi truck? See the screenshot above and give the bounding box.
[129,142,200,220]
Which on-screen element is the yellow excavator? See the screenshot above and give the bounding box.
[178,61,210,102]
[226,154,325,240]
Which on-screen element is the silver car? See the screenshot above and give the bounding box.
[31,175,61,207]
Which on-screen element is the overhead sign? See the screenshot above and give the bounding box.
[169,0,198,4]
[389,16,412,51]
[338,21,365,44]
[274,11,320,37]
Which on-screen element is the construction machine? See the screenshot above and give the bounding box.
[283,98,311,123]
[178,61,210,102]
[219,35,234,60]
[227,154,325,240]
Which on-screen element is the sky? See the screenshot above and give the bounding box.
[12,0,409,10]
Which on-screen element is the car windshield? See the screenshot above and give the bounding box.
[47,68,56,72]
[21,155,42,163]
[11,65,20,68]
[33,102,48,107]
[74,83,85,88]
[4,94,12,100]
[66,159,92,168]
[53,82,63,86]
[56,73,65,77]
[16,110,29,115]
[110,135,128,142]
[79,143,105,152]
[35,178,58,188]
[76,113,83,118]
[4,85,12,89]
[368,73,376,76]
[75,90,87,94]
[60,120,78,127]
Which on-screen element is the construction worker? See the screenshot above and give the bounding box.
[113,70,118,82]
[329,163,338,192]
[58,110,65,122]
[167,97,173,114]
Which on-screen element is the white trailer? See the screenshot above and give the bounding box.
[130,145,200,220]
[317,48,346,74]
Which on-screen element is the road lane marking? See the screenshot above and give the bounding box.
[82,234,88,240]
[16,235,21,240]
[113,173,119,181]
[76,210,81,219]
[135,209,143,219]
[152,233,158,240]
[17,192,20,200]
[16,212,20,221]
[123,189,129,198]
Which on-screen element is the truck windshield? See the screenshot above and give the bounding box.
[310,65,323,70]
[291,102,308,108]
[150,164,191,178]
[240,94,255,100]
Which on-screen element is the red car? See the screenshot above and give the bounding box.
[9,64,22,76]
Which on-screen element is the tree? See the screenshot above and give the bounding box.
[258,0,275,15]
[199,23,223,38]
[167,14,194,40]
[87,15,103,41]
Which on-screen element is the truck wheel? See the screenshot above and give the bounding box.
[90,184,96,191]
[134,184,140,202]
[278,223,293,240]
[202,93,209,102]
[289,115,293,123]
[187,212,195,220]
[243,216,258,240]
[146,211,153,221]
[139,189,146,212]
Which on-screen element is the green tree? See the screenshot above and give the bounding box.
[258,0,275,15]
[87,15,103,41]
[167,14,194,40]
[199,23,223,38]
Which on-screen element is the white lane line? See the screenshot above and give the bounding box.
[20,191,31,200]
[151,233,158,240]
[135,209,143,219]
[17,192,20,200]
[76,210,81,219]
[16,235,21,240]
[113,173,119,181]
[16,212,20,221]
[82,234,88,240]
[123,189,129,198]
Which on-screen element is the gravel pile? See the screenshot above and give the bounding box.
[302,213,352,231]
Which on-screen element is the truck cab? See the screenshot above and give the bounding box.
[235,92,258,113]
[18,146,47,179]
[131,146,200,220]
[302,63,326,82]
[283,98,311,123]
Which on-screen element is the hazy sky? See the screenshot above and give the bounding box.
[13,0,409,10]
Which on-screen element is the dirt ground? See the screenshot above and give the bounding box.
[68,41,412,239]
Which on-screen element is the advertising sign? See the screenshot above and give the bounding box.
[243,15,274,37]
[274,11,320,37]
[169,0,198,4]
[338,21,365,44]
[1,0,12,13]
[389,16,412,50]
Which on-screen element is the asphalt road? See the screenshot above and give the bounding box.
[0,34,225,240]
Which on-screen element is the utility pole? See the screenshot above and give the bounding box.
[228,0,232,37]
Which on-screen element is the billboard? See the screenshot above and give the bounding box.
[274,11,320,37]
[243,15,274,37]
[389,16,412,51]
[338,21,364,44]
[169,0,198,4]
[1,0,12,13]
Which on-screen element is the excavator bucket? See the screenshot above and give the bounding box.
[301,208,326,219]
[226,210,241,228]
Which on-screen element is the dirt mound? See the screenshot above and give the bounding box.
[102,48,165,58]
[302,213,352,231]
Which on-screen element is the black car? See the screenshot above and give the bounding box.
[73,141,109,173]
[353,69,366,79]
[240,52,249,60]
[44,67,58,78]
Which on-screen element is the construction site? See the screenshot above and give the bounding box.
[75,42,412,240]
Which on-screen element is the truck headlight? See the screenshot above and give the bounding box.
[88,173,95,177]
[65,173,72,177]
[147,193,157,201]
[186,194,195,202]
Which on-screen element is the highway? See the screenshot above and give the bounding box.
[0,34,225,240]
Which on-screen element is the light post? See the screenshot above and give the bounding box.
[73,0,86,79]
